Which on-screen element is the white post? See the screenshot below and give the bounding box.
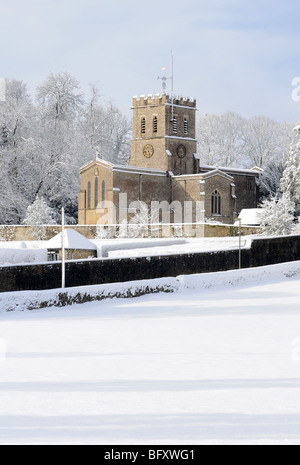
[238,218,242,270]
[61,208,65,289]
[171,50,174,122]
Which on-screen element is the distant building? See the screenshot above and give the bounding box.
[46,229,97,260]
[79,93,259,227]
[235,209,263,227]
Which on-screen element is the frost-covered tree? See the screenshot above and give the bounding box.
[0,74,131,226]
[37,72,84,123]
[80,86,131,165]
[280,137,300,210]
[23,197,56,225]
[36,72,86,222]
[197,112,294,169]
[197,112,245,167]
[259,195,295,236]
[23,197,56,239]
[242,117,279,168]
[119,202,150,238]
[0,80,39,224]
[257,160,286,200]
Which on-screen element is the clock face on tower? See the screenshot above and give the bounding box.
[177,144,187,159]
[143,144,154,159]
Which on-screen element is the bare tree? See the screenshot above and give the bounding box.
[197,112,245,167]
[242,117,282,168]
[37,72,84,122]
[80,87,131,165]
[197,112,295,170]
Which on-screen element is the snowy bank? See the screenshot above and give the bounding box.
[178,260,300,289]
[0,247,48,265]
[1,261,300,312]
[0,277,179,312]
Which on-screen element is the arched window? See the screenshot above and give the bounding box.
[141,117,146,134]
[87,182,91,209]
[102,181,105,206]
[153,116,158,133]
[212,190,221,216]
[94,178,99,208]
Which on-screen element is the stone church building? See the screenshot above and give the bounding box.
[78,93,259,227]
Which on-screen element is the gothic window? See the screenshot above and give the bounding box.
[141,117,146,134]
[172,117,177,133]
[153,116,158,133]
[102,181,105,206]
[87,182,91,209]
[212,190,221,216]
[94,178,99,208]
[184,118,188,135]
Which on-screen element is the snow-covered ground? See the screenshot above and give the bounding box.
[1,262,300,445]
[0,241,47,265]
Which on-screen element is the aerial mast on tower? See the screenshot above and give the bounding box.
[158,51,175,121]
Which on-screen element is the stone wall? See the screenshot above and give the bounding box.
[1,235,300,293]
[0,225,97,241]
[232,173,257,215]
[0,224,259,241]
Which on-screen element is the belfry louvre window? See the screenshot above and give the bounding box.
[172,117,177,133]
[184,118,188,135]
[141,117,146,134]
[212,190,221,215]
[153,116,158,133]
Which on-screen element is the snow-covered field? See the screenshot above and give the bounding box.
[1,262,300,445]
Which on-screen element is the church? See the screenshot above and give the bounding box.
[78,93,259,228]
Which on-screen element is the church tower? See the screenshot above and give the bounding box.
[129,94,198,175]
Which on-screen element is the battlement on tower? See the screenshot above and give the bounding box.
[132,94,196,108]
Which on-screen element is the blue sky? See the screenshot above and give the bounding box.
[1,0,300,122]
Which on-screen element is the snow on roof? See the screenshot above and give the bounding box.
[80,158,114,173]
[113,165,167,176]
[235,209,263,226]
[200,169,234,182]
[201,165,260,176]
[46,230,97,251]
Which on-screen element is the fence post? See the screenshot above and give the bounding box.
[238,218,242,270]
[61,208,65,289]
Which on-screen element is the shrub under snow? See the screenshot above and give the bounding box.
[259,195,295,236]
